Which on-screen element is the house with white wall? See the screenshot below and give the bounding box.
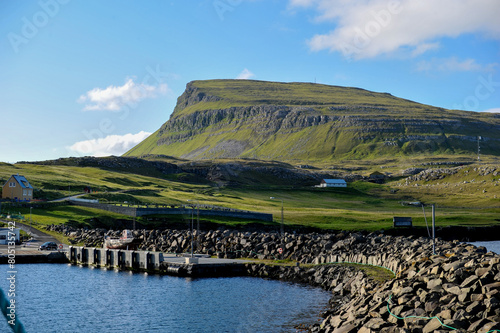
[318,179,347,188]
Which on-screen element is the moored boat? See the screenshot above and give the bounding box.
[103,230,139,250]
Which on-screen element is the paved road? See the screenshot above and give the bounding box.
[0,220,63,253]
[50,193,85,202]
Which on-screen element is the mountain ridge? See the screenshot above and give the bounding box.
[125,79,500,161]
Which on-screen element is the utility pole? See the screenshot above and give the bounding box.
[196,204,200,251]
[190,206,194,258]
[280,200,284,260]
[270,197,285,259]
[187,199,200,252]
[432,204,436,255]
[133,206,136,230]
[280,200,284,237]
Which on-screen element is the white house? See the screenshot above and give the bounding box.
[0,228,20,245]
[319,179,347,188]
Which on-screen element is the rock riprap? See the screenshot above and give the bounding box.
[46,225,500,332]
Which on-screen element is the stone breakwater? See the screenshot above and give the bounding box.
[46,225,500,332]
[314,245,500,333]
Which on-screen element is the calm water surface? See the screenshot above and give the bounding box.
[469,240,500,254]
[0,264,331,333]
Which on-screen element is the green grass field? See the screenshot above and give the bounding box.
[1,159,499,233]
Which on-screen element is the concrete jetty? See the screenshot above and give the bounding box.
[68,246,163,271]
[66,246,250,277]
[0,243,251,277]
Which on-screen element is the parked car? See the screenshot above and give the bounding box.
[39,242,58,251]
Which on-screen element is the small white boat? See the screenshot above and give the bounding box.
[103,230,138,249]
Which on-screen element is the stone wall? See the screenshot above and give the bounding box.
[68,200,137,216]
[68,200,273,222]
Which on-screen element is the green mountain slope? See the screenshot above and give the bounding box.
[125,79,500,161]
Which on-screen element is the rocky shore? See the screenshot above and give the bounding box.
[46,224,500,332]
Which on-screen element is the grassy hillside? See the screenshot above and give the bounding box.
[1,158,498,232]
[125,80,500,161]
[170,80,428,114]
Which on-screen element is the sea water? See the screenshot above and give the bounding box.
[469,240,500,254]
[0,264,331,333]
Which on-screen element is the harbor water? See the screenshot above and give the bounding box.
[469,240,500,254]
[0,264,331,333]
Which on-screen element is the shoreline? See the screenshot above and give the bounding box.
[45,224,500,331]
[5,225,500,332]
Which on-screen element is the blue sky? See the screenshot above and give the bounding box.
[1,0,499,163]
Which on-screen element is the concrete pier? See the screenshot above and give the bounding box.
[159,254,250,277]
[67,246,164,272]
[0,244,250,277]
[66,246,247,276]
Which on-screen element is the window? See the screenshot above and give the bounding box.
[9,182,16,187]
[23,190,27,196]
[0,235,6,240]
[28,190,32,196]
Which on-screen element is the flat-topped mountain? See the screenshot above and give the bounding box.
[125,79,500,161]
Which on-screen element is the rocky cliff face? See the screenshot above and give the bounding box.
[125,80,500,161]
[170,81,223,115]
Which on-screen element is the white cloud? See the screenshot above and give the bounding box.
[67,131,152,157]
[288,0,315,7]
[289,0,500,60]
[416,57,499,73]
[483,108,500,113]
[78,78,168,111]
[236,68,255,80]
[411,42,440,57]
